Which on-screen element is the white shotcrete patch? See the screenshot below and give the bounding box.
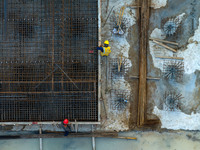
[103,0,136,131]
[150,15,200,130]
[175,13,186,25]
[150,16,200,74]
[149,13,185,71]
[149,28,171,71]
[153,106,200,130]
[151,0,168,9]
[178,18,200,74]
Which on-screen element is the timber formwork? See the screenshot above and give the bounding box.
[0,0,98,122]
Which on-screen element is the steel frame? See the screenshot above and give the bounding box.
[0,0,100,124]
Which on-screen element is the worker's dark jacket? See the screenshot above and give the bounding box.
[60,122,71,133]
[97,46,103,52]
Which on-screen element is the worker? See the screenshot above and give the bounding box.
[60,119,71,136]
[97,40,111,56]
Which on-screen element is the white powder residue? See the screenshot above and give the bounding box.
[104,0,136,131]
[174,13,186,25]
[105,102,130,131]
[149,13,186,71]
[151,0,168,9]
[111,37,130,58]
[104,77,131,131]
[149,28,171,70]
[109,0,136,36]
[106,118,129,131]
[109,0,137,63]
[149,15,200,130]
[153,106,200,130]
[177,18,200,74]
[150,28,166,39]
[109,0,137,91]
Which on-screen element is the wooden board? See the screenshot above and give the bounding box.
[0,132,118,139]
[137,0,150,126]
[156,56,184,60]
[150,37,178,46]
[153,40,177,52]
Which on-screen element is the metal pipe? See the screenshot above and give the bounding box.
[39,128,43,150]
[98,0,102,122]
[92,137,96,150]
[105,56,108,92]
[40,138,42,150]
[0,122,101,125]
[92,125,96,150]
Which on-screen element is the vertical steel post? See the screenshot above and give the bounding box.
[4,0,7,40]
[98,0,102,122]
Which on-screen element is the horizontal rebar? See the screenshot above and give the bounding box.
[0,0,99,122]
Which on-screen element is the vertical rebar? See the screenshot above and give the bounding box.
[4,0,7,40]
[61,0,65,91]
[51,0,55,91]
[0,0,99,122]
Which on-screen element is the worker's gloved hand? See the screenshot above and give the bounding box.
[97,46,103,52]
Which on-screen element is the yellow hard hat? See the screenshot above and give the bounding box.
[104,40,109,45]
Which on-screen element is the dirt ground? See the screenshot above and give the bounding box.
[100,0,200,131]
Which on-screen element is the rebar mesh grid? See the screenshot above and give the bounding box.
[110,90,130,111]
[0,0,98,122]
[109,57,129,80]
[110,13,127,35]
[161,17,182,37]
[163,60,184,82]
[163,91,183,111]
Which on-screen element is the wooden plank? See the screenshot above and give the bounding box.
[0,133,137,141]
[116,137,137,140]
[117,55,123,72]
[106,0,109,13]
[147,77,160,80]
[130,76,160,80]
[138,0,150,126]
[150,37,178,45]
[156,56,184,60]
[127,5,141,8]
[152,40,177,52]
[0,132,119,139]
[145,119,160,125]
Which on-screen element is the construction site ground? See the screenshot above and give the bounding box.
[1,0,200,134]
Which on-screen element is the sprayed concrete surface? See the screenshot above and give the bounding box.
[100,0,138,131]
[153,106,200,130]
[149,0,200,130]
